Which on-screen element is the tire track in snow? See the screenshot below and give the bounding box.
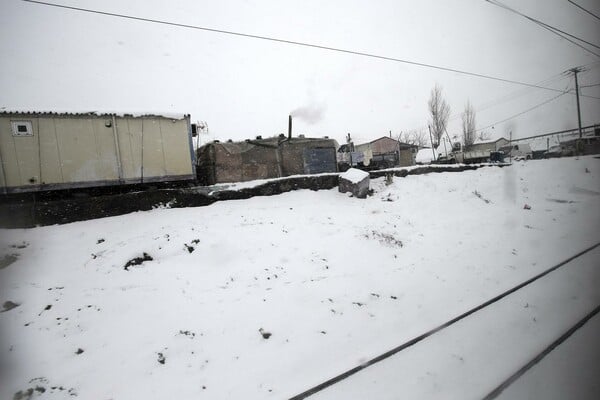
[482,304,600,400]
[289,241,600,400]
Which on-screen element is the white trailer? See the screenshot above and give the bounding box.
[0,112,197,194]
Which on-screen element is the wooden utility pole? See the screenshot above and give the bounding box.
[509,130,512,164]
[428,125,436,160]
[570,67,583,145]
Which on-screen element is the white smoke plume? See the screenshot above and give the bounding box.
[290,103,326,125]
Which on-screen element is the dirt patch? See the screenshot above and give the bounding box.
[259,328,272,339]
[0,254,19,269]
[2,301,20,312]
[178,330,196,338]
[123,253,153,271]
[366,231,403,248]
[184,239,200,253]
[473,190,492,204]
[13,377,77,399]
[546,198,577,204]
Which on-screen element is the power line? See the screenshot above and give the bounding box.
[486,0,600,50]
[508,123,599,142]
[567,0,600,21]
[486,0,600,55]
[474,72,570,113]
[408,71,571,133]
[485,0,600,57]
[19,0,586,94]
[567,89,600,100]
[406,62,599,135]
[444,74,566,124]
[476,92,569,132]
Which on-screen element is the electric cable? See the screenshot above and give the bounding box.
[19,0,587,94]
[475,92,569,132]
[485,0,600,57]
[567,0,600,22]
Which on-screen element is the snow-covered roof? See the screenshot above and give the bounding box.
[356,136,417,148]
[204,136,338,154]
[0,110,188,119]
[472,136,508,145]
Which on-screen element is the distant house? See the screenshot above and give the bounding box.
[196,136,338,185]
[466,137,509,153]
[355,136,419,168]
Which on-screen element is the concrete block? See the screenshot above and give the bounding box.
[339,168,370,198]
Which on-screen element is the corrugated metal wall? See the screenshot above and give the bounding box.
[0,113,194,193]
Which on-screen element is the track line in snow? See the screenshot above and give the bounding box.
[289,241,600,400]
[482,304,600,400]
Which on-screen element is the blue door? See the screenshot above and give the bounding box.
[303,148,337,174]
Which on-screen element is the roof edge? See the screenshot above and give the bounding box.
[0,110,189,119]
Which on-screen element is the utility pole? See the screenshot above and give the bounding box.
[509,130,512,164]
[570,67,583,155]
[428,125,436,161]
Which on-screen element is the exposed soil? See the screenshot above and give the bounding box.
[123,253,153,271]
[2,301,20,313]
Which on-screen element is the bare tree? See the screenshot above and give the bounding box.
[462,101,477,148]
[398,129,429,147]
[428,83,451,146]
[477,130,492,142]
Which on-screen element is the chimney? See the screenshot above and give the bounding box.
[288,115,292,139]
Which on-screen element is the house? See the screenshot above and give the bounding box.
[354,136,419,168]
[196,136,338,185]
[466,137,509,153]
[0,111,196,194]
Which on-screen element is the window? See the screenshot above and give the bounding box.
[11,121,33,137]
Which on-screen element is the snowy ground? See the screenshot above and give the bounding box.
[1,156,599,399]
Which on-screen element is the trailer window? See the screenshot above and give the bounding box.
[11,121,33,137]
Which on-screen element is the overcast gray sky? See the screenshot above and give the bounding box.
[1,0,599,145]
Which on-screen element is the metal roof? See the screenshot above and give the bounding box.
[0,110,188,119]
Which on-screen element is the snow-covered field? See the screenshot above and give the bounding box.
[1,156,599,399]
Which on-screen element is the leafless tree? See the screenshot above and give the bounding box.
[398,129,429,147]
[477,130,491,142]
[462,101,477,148]
[428,83,451,146]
